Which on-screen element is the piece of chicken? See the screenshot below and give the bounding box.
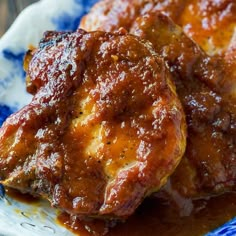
[80,1,236,197]
[81,0,236,98]
[132,13,236,197]
[80,0,236,57]
[0,29,186,218]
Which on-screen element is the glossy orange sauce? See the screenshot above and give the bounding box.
[179,0,236,55]
[6,187,40,204]
[5,183,236,235]
[58,192,236,236]
[4,173,236,235]
[2,2,236,235]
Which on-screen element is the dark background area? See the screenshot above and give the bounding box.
[0,0,38,36]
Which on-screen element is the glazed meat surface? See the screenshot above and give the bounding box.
[0,30,186,218]
[81,0,236,56]
[131,13,236,197]
[80,0,236,197]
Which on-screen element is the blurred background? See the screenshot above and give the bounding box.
[0,0,38,36]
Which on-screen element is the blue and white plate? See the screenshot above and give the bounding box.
[0,0,235,235]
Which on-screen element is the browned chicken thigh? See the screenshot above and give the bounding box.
[0,30,186,218]
[131,13,236,197]
[80,0,236,197]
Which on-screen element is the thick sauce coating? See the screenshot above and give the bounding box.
[0,30,185,218]
[131,13,236,197]
[81,0,236,56]
[80,0,236,197]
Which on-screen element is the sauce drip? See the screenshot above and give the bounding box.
[58,192,236,236]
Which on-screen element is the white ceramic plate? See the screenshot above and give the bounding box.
[0,0,235,235]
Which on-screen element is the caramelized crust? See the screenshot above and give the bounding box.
[80,0,236,197]
[0,30,185,218]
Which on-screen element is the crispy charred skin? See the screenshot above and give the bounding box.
[80,1,236,197]
[0,30,186,218]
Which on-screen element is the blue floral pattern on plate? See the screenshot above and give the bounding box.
[207,218,236,236]
[0,0,96,125]
[0,0,235,235]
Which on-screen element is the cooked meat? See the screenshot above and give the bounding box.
[80,0,236,56]
[131,13,236,197]
[177,0,236,57]
[0,30,186,218]
[80,0,187,35]
[80,0,236,197]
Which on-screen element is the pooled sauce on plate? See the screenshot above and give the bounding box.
[6,187,40,204]
[5,188,236,235]
[58,192,236,236]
